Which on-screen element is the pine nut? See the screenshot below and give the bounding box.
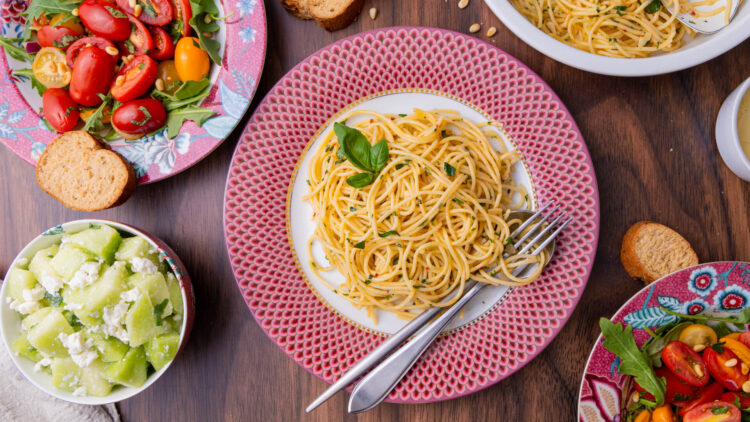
[694,364,703,378]
[743,363,749,375]
[72,8,79,16]
[134,4,142,17]
[204,14,212,24]
[105,46,119,56]
[469,23,480,33]
[155,78,165,91]
[726,358,739,367]
[115,75,125,87]
[458,0,469,8]
[129,0,137,8]
[369,7,378,19]
[693,344,706,352]
[743,380,750,393]
[631,391,639,403]
[486,26,497,37]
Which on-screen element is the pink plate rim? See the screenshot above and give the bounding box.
[0,0,266,185]
[224,26,601,403]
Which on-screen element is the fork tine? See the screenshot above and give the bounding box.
[530,217,572,255]
[509,202,553,239]
[512,204,560,249]
[516,212,567,255]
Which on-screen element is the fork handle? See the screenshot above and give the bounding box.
[347,281,485,413]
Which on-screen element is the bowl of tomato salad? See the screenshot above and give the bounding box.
[0,0,222,140]
[579,262,750,422]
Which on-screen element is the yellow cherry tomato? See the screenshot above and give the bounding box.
[721,336,750,366]
[49,14,84,34]
[634,409,652,422]
[679,324,718,349]
[32,47,71,88]
[79,105,112,125]
[651,404,676,422]
[156,60,181,94]
[174,37,209,82]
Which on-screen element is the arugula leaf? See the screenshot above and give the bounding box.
[644,0,661,13]
[600,318,666,405]
[82,94,112,133]
[378,230,399,237]
[661,307,750,325]
[335,122,373,172]
[370,140,389,172]
[346,172,374,188]
[151,79,210,111]
[165,106,215,138]
[0,38,34,62]
[154,299,169,326]
[12,69,46,96]
[174,78,210,99]
[643,321,692,367]
[188,12,221,64]
[713,322,736,338]
[21,0,81,41]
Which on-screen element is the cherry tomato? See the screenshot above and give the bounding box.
[148,26,174,60]
[110,55,157,102]
[170,0,192,37]
[42,88,79,132]
[32,13,50,27]
[635,367,697,405]
[721,391,750,408]
[49,14,84,33]
[80,104,112,125]
[704,346,749,391]
[156,60,180,94]
[69,46,115,106]
[679,382,726,417]
[634,410,651,422]
[36,25,81,50]
[78,0,131,41]
[66,36,118,68]
[115,0,173,26]
[663,341,710,387]
[124,13,154,55]
[652,404,677,422]
[681,325,719,350]
[32,47,72,89]
[111,98,166,138]
[174,37,209,82]
[738,332,750,348]
[683,401,741,422]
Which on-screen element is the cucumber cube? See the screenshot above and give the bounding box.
[145,332,180,371]
[81,360,113,397]
[103,346,147,388]
[88,332,129,362]
[68,225,121,264]
[4,267,38,302]
[12,335,42,363]
[51,357,82,392]
[21,307,53,331]
[116,237,159,266]
[28,245,60,282]
[26,309,73,356]
[125,294,156,347]
[51,244,94,281]
[166,274,183,317]
[73,263,129,325]
[129,272,171,316]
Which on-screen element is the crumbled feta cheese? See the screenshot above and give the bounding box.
[15,257,28,267]
[72,386,87,397]
[60,236,71,243]
[34,357,52,372]
[68,261,101,289]
[102,324,129,344]
[63,302,84,312]
[131,257,158,274]
[39,274,64,295]
[58,332,98,368]
[15,301,40,315]
[173,314,182,321]
[6,296,12,304]
[22,286,46,302]
[103,302,129,327]
[8,299,20,311]
[120,288,141,303]
[70,349,98,368]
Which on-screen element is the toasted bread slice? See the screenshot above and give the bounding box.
[280,0,312,19]
[36,131,136,212]
[621,221,698,284]
[308,0,364,31]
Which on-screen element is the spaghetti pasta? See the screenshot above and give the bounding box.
[304,109,546,322]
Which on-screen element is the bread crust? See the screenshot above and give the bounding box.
[621,221,698,284]
[310,0,364,31]
[280,0,313,19]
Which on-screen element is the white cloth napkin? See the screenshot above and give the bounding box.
[0,350,120,422]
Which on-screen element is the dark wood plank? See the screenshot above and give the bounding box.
[1,0,749,421]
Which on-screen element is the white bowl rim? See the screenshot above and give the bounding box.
[485,0,750,77]
[726,77,750,170]
[0,219,189,405]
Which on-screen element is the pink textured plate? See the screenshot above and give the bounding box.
[224,27,600,403]
[0,0,266,184]
[578,262,750,421]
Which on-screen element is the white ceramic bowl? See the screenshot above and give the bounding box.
[0,220,195,405]
[716,77,750,181]
[485,0,750,76]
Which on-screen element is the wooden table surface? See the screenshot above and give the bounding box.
[1,1,749,421]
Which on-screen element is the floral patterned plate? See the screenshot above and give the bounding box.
[578,261,750,422]
[0,0,266,184]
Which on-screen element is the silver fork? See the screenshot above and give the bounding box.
[305,203,570,413]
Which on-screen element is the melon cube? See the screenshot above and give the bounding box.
[145,332,180,371]
[51,244,95,281]
[129,272,171,317]
[4,267,38,302]
[21,307,53,331]
[28,245,60,282]
[27,309,73,356]
[81,360,113,396]
[73,263,129,325]
[68,225,121,264]
[125,294,156,347]
[51,357,82,392]
[116,236,160,266]
[12,335,42,363]
[166,274,183,317]
[88,332,129,362]
[103,346,147,388]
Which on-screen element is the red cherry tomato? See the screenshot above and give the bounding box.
[721,391,750,408]
[42,88,79,132]
[170,0,192,37]
[737,332,750,348]
[679,382,726,417]
[65,36,117,68]
[111,98,166,138]
[704,346,750,391]
[36,25,82,50]
[123,13,153,55]
[115,0,173,26]
[68,46,115,107]
[148,26,174,60]
[662,341,711,387]
[635,367,698,406]
[78,0,131,41]
[110,55,157,102]
[683,400,741,422]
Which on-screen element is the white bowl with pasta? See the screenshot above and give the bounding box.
[485,0,750,76]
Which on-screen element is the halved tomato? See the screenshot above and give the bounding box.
[679,382,726,417]
[32,47,72,89]
[110,54,157,102]
[170,0,192,37]
[78,0,131,41]
[66,36,117,68]
[36,25,81,50]
[148,26,174,60]
[124,12,153,55]
[69,46,115,106]
[663,341,710,387]
[115,0,173,26]
[635,367,697,406]
[704,346,749,391]
[738,332,750,348]
[683,401,741,422]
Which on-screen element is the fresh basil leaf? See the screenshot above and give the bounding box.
[346,172,374,188]
[105,5,127,18]
[165,106,215,138]
[378,230,399,237]
[370,139,389,172]
[444,162,456,177]
[644,0,661,13]
[353,240,365,249]
[334,122,373,172]
[130,105,153,126]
